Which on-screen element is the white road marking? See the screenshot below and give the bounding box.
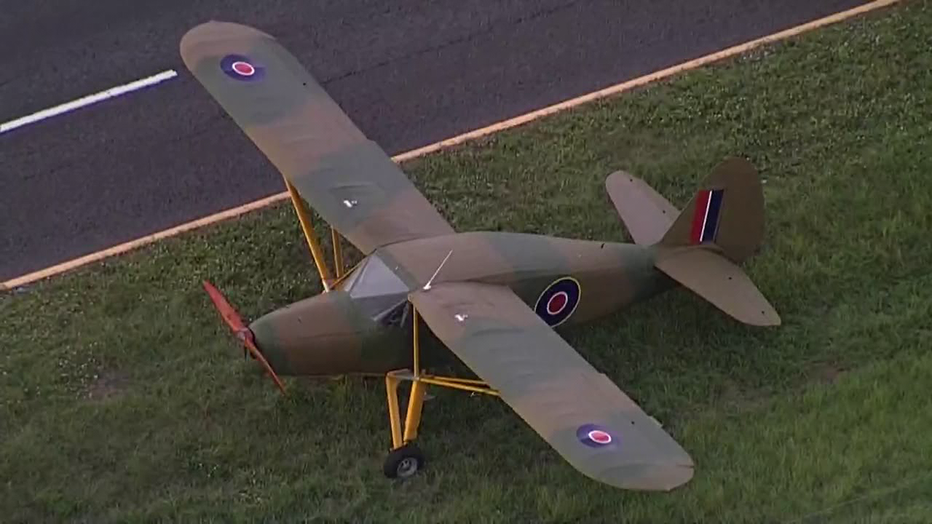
[0,0,901,290]
[0,69,178,135]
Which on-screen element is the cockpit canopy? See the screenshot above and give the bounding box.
[336,254,412,322]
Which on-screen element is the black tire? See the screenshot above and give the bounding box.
[383,443,425,479]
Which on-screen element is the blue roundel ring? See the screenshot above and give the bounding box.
[534,276,580,327]
[576,424,615,448]
[220,54,265,81]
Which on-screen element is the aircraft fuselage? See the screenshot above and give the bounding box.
[249,232,674,376]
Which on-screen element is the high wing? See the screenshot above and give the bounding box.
[180,21,454,254]
[408,282,694,491]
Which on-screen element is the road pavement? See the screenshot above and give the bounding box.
[0,0,866,280]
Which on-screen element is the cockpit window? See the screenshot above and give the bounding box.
[344,255,410,299]
[334,255,410,320]
[335,261,362,291]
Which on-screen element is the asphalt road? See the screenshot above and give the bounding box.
[0,0,866,281]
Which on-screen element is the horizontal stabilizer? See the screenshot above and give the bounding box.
[605,171,678,245]
[655,247,780,326]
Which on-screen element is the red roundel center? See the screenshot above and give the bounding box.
[588,429,612,444]
[546,291,568,315]
[232,61,256,76]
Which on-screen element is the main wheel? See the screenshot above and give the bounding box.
[383,443,425,479]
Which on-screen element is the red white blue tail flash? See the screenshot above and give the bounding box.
[689,188,724,244]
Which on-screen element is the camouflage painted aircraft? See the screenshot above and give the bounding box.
[181,21,780,492]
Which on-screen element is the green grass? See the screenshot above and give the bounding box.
[4,2,932,521]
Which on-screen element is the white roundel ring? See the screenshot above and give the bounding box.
[577,424,615,448]
[231,61,256,76]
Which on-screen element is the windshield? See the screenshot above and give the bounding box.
[341,256,408,298]
[337,255,410,319]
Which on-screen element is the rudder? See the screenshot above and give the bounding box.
[660,157,764,263]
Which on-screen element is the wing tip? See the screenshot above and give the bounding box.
[605,169,678,246]
[179,20,275,60]
[736,299,782,327]
[599,462,695,492]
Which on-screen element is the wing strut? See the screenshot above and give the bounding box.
[331,228,345,279]
[284,180,351,291]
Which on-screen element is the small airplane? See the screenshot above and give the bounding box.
[181,21,780,492]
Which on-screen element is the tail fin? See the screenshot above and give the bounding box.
[658,156,764,263]
[606,157,779,326]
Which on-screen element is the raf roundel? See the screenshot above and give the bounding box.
[576,424,615,448]
[220,54,265,81]
[534,276,580,327]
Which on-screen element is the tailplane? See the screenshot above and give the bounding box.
[605,170,678,246]
[606,157,779,326]
[653,247,780,326]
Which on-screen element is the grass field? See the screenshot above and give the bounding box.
[4,2,932,522]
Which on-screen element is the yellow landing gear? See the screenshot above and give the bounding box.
[382,306,499,479]
[285,179,352,292]
[383,371,427,478]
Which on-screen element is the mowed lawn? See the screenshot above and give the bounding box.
[4,2,932,522]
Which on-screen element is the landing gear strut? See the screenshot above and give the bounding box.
[381,306,499,480]
[383,370,428,478]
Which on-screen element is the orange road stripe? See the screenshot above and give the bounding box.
[1,0,900,292]
[2,192,289,291]
[395,0,900,162]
